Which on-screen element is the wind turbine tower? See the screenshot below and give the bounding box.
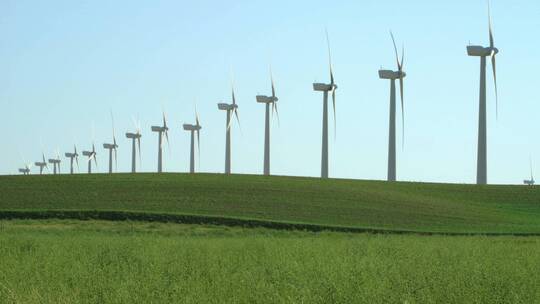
[312,31,337,179]
[151,113,169,173]
[467,3,499,185]
[256,71,279,176]
[379,32,406,182]
[218,86,241,174]
[182,110,202,174]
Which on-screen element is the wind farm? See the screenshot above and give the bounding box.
[1,1,540,303]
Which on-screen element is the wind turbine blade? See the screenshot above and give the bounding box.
[325,28,334,85]
[488,1,494,48]
[234,109,241,132]
[491,55,498,119]
[232,87,236,105]
[390,31,401,70]
[272,102,280,127]
[270,66,276,98]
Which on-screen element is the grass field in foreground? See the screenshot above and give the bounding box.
[1,173,540,233]
[0,220,539,303]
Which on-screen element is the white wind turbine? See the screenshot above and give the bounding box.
[182,108,202,174]
[34,153,48,175]
[379,32,406,182]
[467,3,499,185]
[125,118,142,173]
[82,144,98,173]
[64,145,79,174]
[151,112,169,173]
[18,163,31,175]
[103,114,119,174]
[524,158,535,186]
[48,150,61,174]
[312,30,337,179]
[256,69,279,176]
[218,84,241,174]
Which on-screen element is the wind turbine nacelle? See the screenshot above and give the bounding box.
[35,162,46,166]
[524,179,535,185]
[378,70,404,80]
[151,126,165,132]
[64,153,74,157]
[256,95,278,103]
[19,168,29,173]
[312,83,333,92]
[183,124,195,130]
[466,45,498,57]
[103,143,117,149]
[48,159,60,164]
[218,103,235,110]
[82,151,92,156]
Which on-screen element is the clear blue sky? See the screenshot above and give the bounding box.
[1,0,538,184]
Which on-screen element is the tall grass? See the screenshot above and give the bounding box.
[1,220,539,303]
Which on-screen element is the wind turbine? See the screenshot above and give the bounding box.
[379,32,406,182]
[151,112,169,173]
[103,114,119,174]
[18,163,31,175]
[467,3,499,185]
[312,30,337,179]
[524,158,535,186]
[218,84,241,174]
[48,151,61,174]
[34,153,48,175]
[125,118,142,173]
[256,69,279,176]
[64,145,79,174]
[182,108,202,174]
[82,144,98,173]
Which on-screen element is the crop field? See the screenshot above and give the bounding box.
[0,220,539,303]
[1,174,539,303]
[1,173,540,234]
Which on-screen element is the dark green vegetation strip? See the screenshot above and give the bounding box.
[1,220,540,303]
[2,209,540,236]
[1,173,539,234]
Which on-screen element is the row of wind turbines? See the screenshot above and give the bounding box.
[15,4,534,185]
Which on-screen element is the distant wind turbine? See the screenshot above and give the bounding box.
[312,30,337,179]
[182,108,202,174]
[48,150,61,174]
[64,145,79,174]
[256,69,279,176]
[103,113,119,174]
[379,32,406,182]
[467,2,499,185]
[151,112,169,173]
[524,158,535,186]
[34,153,48,175]
[18,163,31,175]
[218,84,241,174]
[82,144,98,173]
[125,118,142,173]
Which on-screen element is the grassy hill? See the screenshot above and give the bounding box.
[1,173,539,234]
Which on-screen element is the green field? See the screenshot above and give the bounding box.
[1,220,539,303]
[1,174,540,303]
[1,173,539,234]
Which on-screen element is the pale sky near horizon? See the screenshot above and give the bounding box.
[1,0,539,184]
